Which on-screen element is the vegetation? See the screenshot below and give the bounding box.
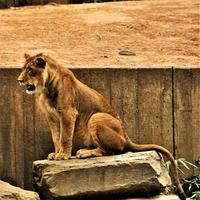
[182,175,200,200]
[166,158,200,200]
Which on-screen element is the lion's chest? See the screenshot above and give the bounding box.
[37,93,57,115]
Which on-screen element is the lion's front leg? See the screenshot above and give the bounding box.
[46,116,61,160]
[54,108,78,160]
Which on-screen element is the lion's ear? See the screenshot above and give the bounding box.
[35,57,46,69]
[24,53,31,60]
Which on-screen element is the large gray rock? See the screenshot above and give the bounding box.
[0,180,40,200]
[126,194,180,200]
[33,151,171,199]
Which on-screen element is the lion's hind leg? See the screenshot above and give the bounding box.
[76,113,126,159]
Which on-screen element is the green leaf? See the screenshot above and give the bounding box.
[195,183,200,188]
[191,193,196,199]
[166,161,171,173]
[177,159,190,170]
[184,160,199,168]
[191,191,200,200]
[189,183,193,192]
[177,166,185,174]
[196,192,200,200]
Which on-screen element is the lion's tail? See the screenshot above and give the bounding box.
[126,138,186,200]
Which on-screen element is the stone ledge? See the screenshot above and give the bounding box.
[0,180,40,200]
[126,194,180,200]
[33,151,172,199]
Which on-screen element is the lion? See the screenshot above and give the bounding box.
[17,53,186,200]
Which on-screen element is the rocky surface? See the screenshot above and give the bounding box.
[33,151,172,199]
[126,194,180,200]
[0,180,40,200]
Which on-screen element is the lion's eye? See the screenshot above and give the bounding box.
[27,67,35,76]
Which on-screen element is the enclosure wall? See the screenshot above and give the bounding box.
[0,67,199,189]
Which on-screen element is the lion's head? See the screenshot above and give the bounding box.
[18,53,46,94]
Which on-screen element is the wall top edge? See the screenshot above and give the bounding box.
[0,65,200,70]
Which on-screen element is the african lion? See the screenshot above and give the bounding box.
[17,53,185,200]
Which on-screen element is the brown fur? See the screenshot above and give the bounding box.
[18,53,186,200]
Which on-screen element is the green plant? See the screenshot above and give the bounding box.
[182,175,200,200]
[166,158,200,199]
[191,191,200,200]
[166,158,198,175]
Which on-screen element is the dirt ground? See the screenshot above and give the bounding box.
[0,0,199,68]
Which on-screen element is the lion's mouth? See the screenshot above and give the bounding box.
[26,84,36,93]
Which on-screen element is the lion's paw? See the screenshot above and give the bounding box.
[47,152,57,160]
[76,148,105,158]
[76,149,91,159]
[54,153,70,160]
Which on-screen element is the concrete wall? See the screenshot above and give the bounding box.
[0,67,199,189]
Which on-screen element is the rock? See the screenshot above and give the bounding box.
[33,151,171,199]
[0,180,40,200]
[126,194,180,200]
